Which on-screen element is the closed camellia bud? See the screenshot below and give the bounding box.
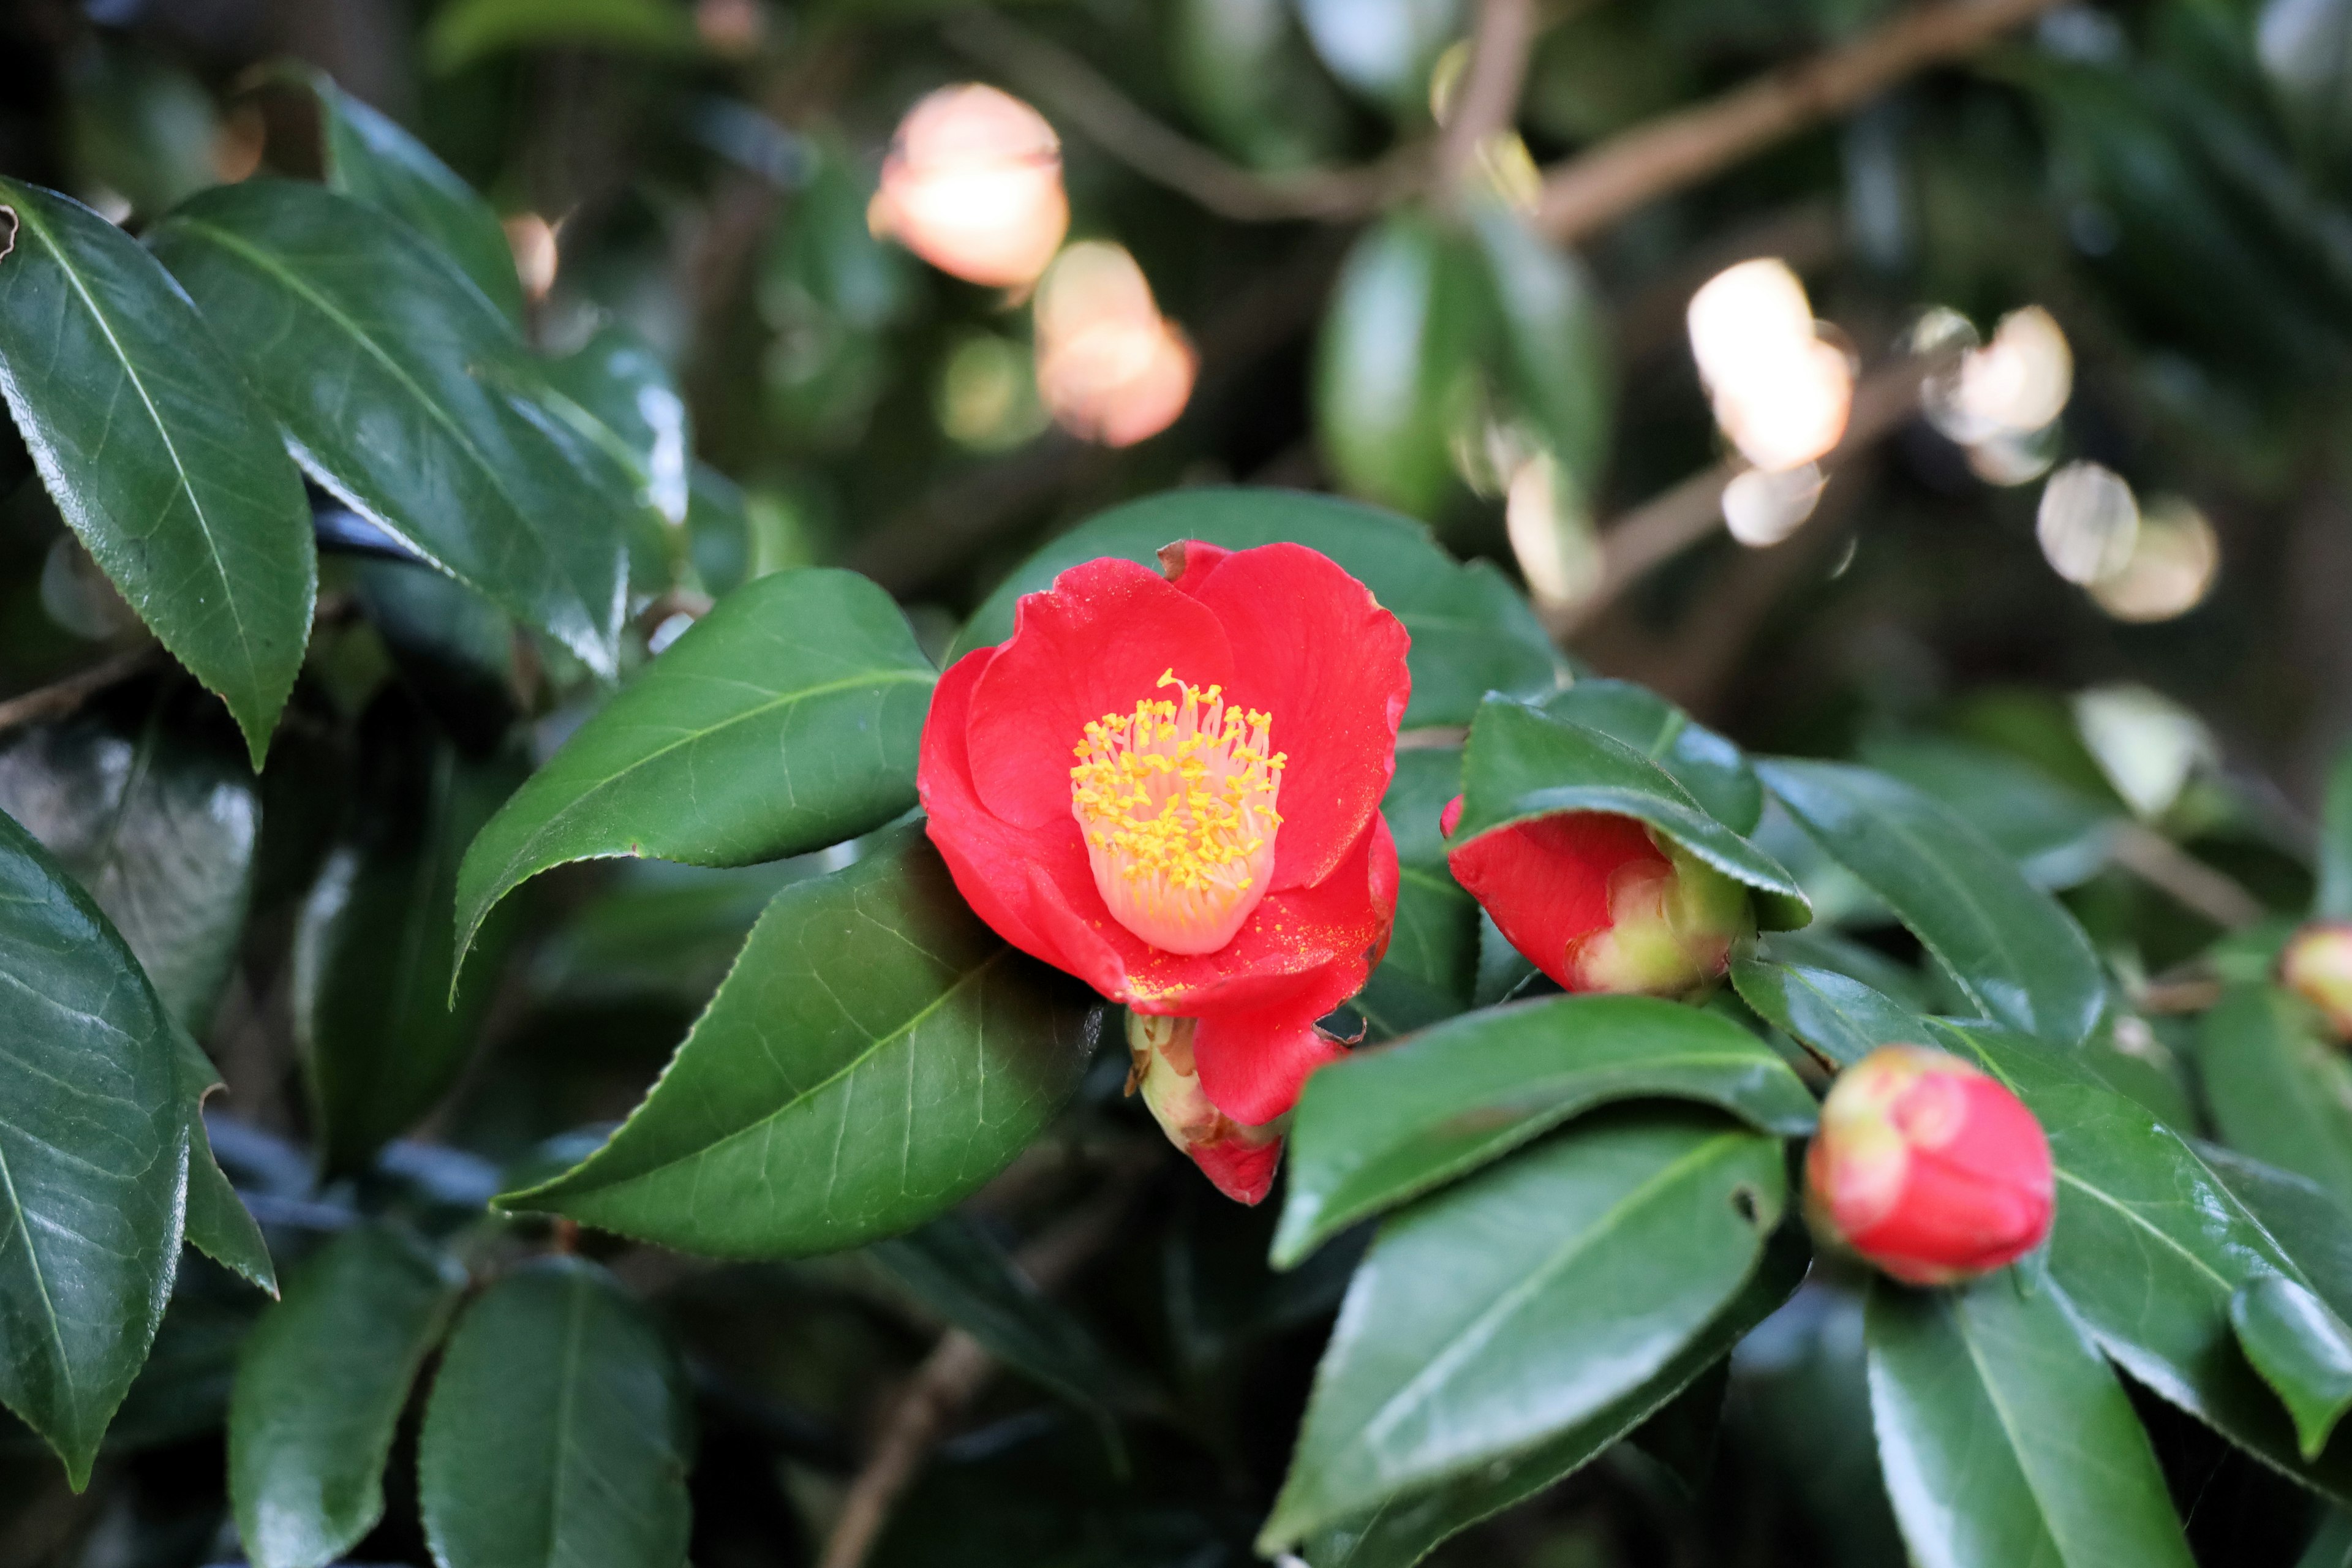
[1806,1044,2054,1285]
[2281,921,2352,1041]
[1127,1011,1284,1204]
[1439,797,1751,996]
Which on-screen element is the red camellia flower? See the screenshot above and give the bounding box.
[2282,921,2352,1042]
[918,540,1409,1202]
[1438,797,1750,996]
[1805,1044,2055,1285]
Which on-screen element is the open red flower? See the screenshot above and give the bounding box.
[918,540,1408,1202]
[1438,797,1750,996]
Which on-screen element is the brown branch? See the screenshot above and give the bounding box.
[1535,0,2067,243]
[1434,0,1540,200]
[815,1180,1142,1568]
[943,8,1427,223]
[2109,822,2269,931]
[0,646,159,736]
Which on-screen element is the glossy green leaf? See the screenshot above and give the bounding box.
[1860,734,2120,892]
[2198,984,2352,1212]
[1469,204,1611,489]
[426,0,706,74]
[0,179,314,767]
[285,65,524,322]
[418,1256,691,1568]
[2235,1274,2352,1460]
[1865,1274,2196,1568]
[503,828,1104,1257]
[0,809,188,1487]
[949,488,1565,728]
[1455,698,1809,918]
[2323,739,2352,920]
[1539,679,1761,835]
[541,325,691,529]
[1261,1107,1787,1550]
[1314,211,1479,518]
[1357,747,1476,1039]
[2199,1143,2352,1323]
[174,1034,274,1296]
[870,1215,1133,1414]
[1276,993,1814,1266]
[1758,760,2108,1047]
[1938,1020,2352,1499]
[1301,1227,1810,1568]
[147,179,628,676]
[296,701,524,1173]
[228,1224,463,1568]
[1729,958,1928,1068]
[0,695,259,1031]
[454,567,933,972]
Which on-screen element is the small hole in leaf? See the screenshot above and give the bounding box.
[1731,1184,1762,1227]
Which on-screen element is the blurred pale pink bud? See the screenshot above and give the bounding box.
[2283,922,2352,1041]
[1686,258,1853,472]
[868,84,1068,289]
[1033,242,1196,447]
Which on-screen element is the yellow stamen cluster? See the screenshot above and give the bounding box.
[1069,669,1285,955]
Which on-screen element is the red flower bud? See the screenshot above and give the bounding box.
[1126,1011,1283,1204]
[1806,1044,2054,1286]
[1438,797,1751,997]
[2282,921,2352,1042]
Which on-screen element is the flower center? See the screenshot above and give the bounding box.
[1069,669,1284,954]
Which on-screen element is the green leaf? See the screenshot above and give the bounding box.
[1301,1227,1810,1568]
[2323,739,2352,920]
[1859,734,2120,892]
[2199,1143,2352,1323]
[1939,1020,2352,1499]
[1357,748,1476,1039]
[1314,211,1480,519]
[1468,204,1611,490]
[1260,1107,1787,1551]
[284,65,524,322]
[425,0,707,74]
[0,693,260,1032]
[1864,1274,2196,1568]
[1275,993,1814,1267]
[0,179,314,767]
[2236,1275,2352,1461]
[1454,697,1809,918]
[228,1224,463,1568]
[1728,957,1928,1068]
[502,828,1104,1257]
[174,1034,274,1296]
[296,700,524,1173]
[541,324,692,529]
[1538,679,1762,835]
[869,1215,1134,1414]
[1757,760,2108,1047]
[147,179,628,676]
[453,567,933,973]
[2198,984,2352,1212]
[0,808,189,1487]
[348,558,518,753]
[418,1256,692,1568]
[949,488,1565,729]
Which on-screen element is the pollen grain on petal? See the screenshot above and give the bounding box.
[1070,674,1283,955]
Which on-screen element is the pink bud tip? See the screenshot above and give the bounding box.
[1805,1044,2054,1286]
[2282,922,2352,1042]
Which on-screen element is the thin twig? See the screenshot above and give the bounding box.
[943,8,1427,222]
[1434,0,1540,201]
[2109,822,2269,931]
[1535,0,2068,242]
[816,1179,1143,1568]
[0,646,158,736]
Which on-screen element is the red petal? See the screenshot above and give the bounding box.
[1188,1130,1284,1205]
[965,556,1235,827]
[1446,812,1662,989]
[1186,544,1410,892]
[1192,986,1355,1126]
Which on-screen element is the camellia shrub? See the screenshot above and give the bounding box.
[5,4,2352,1568]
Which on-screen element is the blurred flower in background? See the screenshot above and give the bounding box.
[1031,241,1197,447]
[1687,258,1855,475]
[868,84,1068,290]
